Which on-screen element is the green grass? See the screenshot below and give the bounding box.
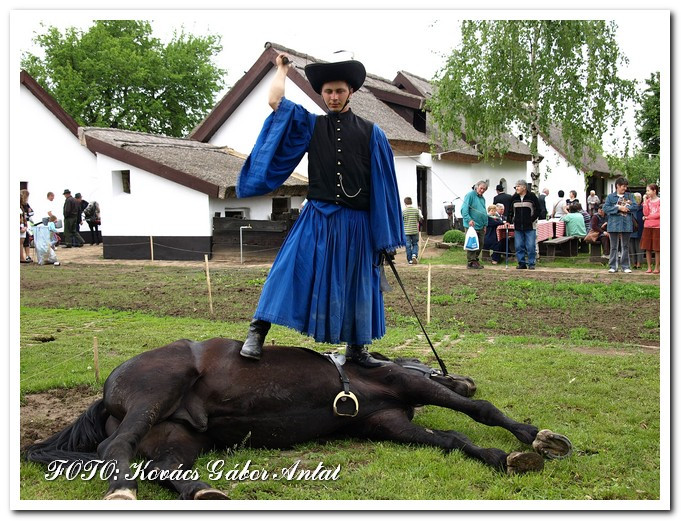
[19,306,661,501]
[18,261,662,501]
[499,280,659,310]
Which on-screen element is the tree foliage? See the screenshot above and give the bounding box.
[607,71,660,186]
[428,20,637,191]
[21,20,225,137]
[636,72,660,156]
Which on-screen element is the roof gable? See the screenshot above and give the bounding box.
[189,42,431,153]
[393,71,434,99]
[20,70,80,137]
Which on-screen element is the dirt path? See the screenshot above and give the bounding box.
[46,237,617,274]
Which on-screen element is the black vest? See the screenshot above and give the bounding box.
[306,109,373,211]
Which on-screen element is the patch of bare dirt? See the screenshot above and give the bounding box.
[49,243,273,268]
[20,386,101,451]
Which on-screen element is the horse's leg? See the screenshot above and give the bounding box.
[97,410,162,499]
[354,409,543,473]
[395,372,540,445]
[98,392,196,499]
[137,421,228,500]
[98,340,204,499]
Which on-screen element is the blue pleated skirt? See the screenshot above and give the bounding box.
[254,200,385,345]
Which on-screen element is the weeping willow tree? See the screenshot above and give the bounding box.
[428,20,637,192]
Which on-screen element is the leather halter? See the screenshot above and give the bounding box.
[324,353,359,417]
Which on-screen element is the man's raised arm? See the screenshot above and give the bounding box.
[268,54,290,111]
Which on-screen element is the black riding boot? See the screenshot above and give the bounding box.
[345,344,385,368]
[240,319,271,360]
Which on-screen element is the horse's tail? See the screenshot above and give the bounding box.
[24,399,110,465]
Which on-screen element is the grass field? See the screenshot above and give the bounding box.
[18,254,662,503]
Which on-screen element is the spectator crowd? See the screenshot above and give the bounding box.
[408,177,661,274]
[19,187,102,266]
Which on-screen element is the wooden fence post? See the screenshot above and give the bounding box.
[427,264,432,324]
[93,336,100,384]
[204,254,214,316]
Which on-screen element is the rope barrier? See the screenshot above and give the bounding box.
[68,233,650,262]
[21,348,93,382]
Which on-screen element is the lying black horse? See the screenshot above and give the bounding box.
[25,338,571,500]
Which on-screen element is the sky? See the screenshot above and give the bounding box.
[8,7,670,157]
[11,8,668,91]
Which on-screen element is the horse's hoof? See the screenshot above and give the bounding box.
[104,488,137,500]
[532,429,573,459]
[195,488,229,500]
[506,451,544,474]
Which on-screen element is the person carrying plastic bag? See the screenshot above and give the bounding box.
[461,181,488,269]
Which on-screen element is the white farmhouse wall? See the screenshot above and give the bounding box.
[414,157,527,220]
[393,155,421,209]
[210,69,323,179]
[209,197,268,220]
[209,195,306,221]
[528,135,586,211]
[15,84,98,220]
[96,155,210,236]
[471,159,527,206]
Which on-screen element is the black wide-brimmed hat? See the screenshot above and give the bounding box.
[304,60,366,94]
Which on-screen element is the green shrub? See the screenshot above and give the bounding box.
[442,229,466,244]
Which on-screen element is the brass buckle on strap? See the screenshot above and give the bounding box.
[333,390,359,417]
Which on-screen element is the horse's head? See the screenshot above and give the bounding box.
[370,354,477,398]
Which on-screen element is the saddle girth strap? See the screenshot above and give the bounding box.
[324,353,351,394]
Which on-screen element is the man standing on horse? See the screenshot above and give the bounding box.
[236,53,405,367]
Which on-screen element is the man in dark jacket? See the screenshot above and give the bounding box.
[62,189,84,248]
[75,193,89,237]
[507,179,540,270]
[493,184,513,218]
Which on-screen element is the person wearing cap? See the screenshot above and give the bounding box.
[507,179,540,269]
[236,53,405,367]
[74,192,89,238]
[62,189,84,248]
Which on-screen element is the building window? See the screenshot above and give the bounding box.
[271,197,291,218]
[113,170,131,194]
[499,178,507,192]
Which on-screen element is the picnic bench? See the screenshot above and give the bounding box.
[589,242,609,264]
[540,235,580,260]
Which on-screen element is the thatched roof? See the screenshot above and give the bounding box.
[79,127,307,198]
[190,42,431,153]
[393,70,435,99]
[541,124,612,175]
